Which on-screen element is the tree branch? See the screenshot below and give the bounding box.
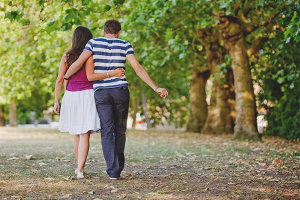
[241,2,295,34]
[247,37,267,58]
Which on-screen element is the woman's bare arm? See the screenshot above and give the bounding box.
[54,55,68,114]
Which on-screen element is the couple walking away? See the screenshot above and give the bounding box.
[54,19,168,179]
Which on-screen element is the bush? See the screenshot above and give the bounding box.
[265,80,300,140]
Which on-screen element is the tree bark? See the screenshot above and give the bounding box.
[130,98,139,129]
[197,32,235,135]
[0,105,5,126]
[186,69,210,132]
[218,16,260,141]
[202,68,236,135]
[142,93,151,129]
[9,100,18,127]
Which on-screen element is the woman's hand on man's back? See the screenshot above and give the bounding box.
[111,68,125,77]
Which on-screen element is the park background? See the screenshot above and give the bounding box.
[0,0,300,199]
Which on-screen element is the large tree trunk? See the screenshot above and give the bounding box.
[130,98,139,129]
[0,105,5,126]
[196,30,235,135]
[218,16,260,141]
[202,68,235,135]
[142,93,151,129]
[186,69,210,132]
[9,100,17,127]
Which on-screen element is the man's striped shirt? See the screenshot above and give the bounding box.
[84,36,134,90]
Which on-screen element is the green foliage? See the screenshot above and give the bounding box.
[252,6,300,139]
[284,7,300,43]
[0,0,299,135]
[5,10,23,21]
[265,82,300,140]
[211,55,232,84]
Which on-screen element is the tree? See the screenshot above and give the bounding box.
[253,4,300,139]
[2,0,299,140]
[0,105,5,126]
[211,0,296,140]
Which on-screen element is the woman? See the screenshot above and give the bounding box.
[54,26,124,179]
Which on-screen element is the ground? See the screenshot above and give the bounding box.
[0,128,299,200]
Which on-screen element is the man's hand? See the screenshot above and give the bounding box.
[54,103,60,114]
[110,68,125,77]
[155,87,168,99]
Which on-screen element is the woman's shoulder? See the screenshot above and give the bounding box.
[62,54,69,63]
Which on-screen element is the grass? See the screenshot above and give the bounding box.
[0,127,300,199]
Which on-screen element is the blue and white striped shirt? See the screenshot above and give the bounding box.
[84,36,134,90]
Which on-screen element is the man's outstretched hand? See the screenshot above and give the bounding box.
[155,88,168,99]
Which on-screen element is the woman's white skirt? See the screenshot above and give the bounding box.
[59,89,100,135]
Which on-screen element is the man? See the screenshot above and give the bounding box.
[64,19,168,179]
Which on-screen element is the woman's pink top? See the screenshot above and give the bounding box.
[65,55,93,91]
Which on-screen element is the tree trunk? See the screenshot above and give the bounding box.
[130,98,139,129]
[218,16,260,141]
[142,93,151,129]
[202,68,235,135]
[186,69,210,132]
[0,105,5,126]
[9,100,17,127]
[196,30,235,135]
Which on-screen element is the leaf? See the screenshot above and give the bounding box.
[140,51,147,58]
[11,196,22,200]
[258,49,264,56]
[104,5,111,12]
[5,11,24,22]
[272,158,280,166]
[283,193,296,197]
[111,189,119,193]
[179,53,185,59]
[39,162,46,166]
[260,188,273,192]
[61,22,73,31]
[44,177,55,181]
[81,0,89,6]
[113,0,125,5]
[213,19,220,24]
[220,77,226,84]
[277,77,284,84]
[46,20,58,32]
[38,0,44,6]
[148,18,155,23]
[7,157,19,161]
[25,155,33,160]
[220,2,228,9]
[197,45,203,51]
[19,19,30,26]
[287,74,295,81]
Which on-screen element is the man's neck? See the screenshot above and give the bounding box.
[105,34,118,39]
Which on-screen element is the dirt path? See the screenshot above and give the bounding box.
[0,128,299,199]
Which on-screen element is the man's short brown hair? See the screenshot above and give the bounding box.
[104,19,121,34]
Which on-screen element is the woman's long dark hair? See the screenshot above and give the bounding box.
[66,26,93,67]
